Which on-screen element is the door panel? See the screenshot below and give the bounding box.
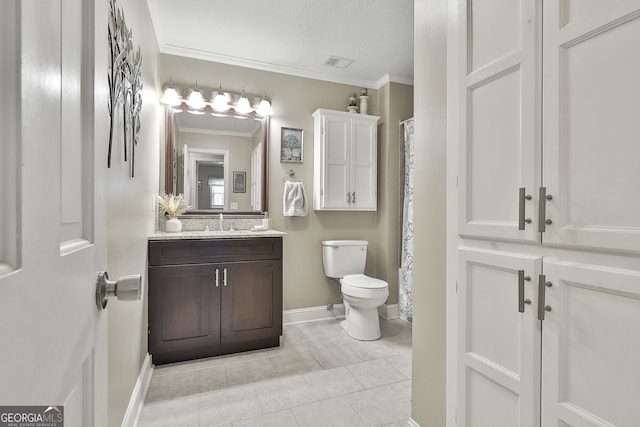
[543,0,640,252]
[459,0,540,242]
[148,264,221,354]
[221,260,282,344]
[542,262,640,427]
[351,120,377,210]
[323,113,350,209]
[458,248,541,427]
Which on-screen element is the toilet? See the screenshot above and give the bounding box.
[321,240,389,340]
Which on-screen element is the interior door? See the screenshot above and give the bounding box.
[542,0,640,252]
[457,0,540,242]
[542,261,640,426]
[458,248,542,427]
[0,0,108,425]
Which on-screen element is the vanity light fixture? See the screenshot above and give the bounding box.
[212,84,230,111]
[256,92,273,116]
[160,80,182,106]
[160,82,274,116]
[186,82,206,109]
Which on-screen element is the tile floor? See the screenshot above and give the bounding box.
[139,317,412,427]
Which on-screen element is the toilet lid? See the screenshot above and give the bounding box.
[341,274,388,289]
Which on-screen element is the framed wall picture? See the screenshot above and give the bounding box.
[281,127,304,163]
[233,171,246,193]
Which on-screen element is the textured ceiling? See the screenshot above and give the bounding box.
[147,0,414,88]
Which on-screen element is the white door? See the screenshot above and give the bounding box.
[350,118,377,210]
[542,0,640,252]
[458,249,542,427]
[457,0,540,242]
[542,261,640,426]
[0,0,109,425]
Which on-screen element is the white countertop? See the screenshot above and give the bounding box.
[149,229,286,241]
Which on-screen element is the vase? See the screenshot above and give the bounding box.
[347,105,358,114]
[359,95,368,115]
[166,217,182,233]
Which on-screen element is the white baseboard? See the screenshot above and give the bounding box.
[283,303,400,325]
[407,417,421,427]
[378,303,400,319]
[283,304,345,325]
[121,353,153,427]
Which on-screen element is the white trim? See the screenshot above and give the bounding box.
[283,304,345,325]
[283,303,401,324]
[121,353,153,427]
[406,417,421,427]
[376,73,415,89]
[378,303,400,319]
[158,44,412,90]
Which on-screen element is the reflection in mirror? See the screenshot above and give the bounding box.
[165,106,269,214]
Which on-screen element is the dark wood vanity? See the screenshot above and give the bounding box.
[147,236,283,365]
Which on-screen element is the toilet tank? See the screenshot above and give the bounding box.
[321,240,368,278]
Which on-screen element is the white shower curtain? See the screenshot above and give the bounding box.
[399,118,414,321]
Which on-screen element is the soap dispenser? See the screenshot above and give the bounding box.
[262,212,270,230]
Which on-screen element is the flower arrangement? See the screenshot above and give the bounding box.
[156,193,190,218]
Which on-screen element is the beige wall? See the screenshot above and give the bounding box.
[106,0,161,425]
[160,54,412,310]
[411,0,448,425]
[376,82,414,305]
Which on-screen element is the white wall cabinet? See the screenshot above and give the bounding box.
[313,109,379,211]
[455,1,640,426]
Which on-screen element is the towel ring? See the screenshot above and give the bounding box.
[282,170,296,182]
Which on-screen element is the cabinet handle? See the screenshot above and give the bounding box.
[537,275,552,320]
[352,192,356,204]
[539,187,553,232]
[518,188,532,230]
[347,192,351,204]
[215,268,219,287]
[223,267,228,286]
[518,270,531,313]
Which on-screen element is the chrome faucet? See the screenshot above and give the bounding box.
[218,213,224,231]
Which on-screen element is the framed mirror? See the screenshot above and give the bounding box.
[164,105,269,214]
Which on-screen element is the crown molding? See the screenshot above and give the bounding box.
[160,43,413,90]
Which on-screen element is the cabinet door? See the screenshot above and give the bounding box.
[350,118,377,210]
[458,0,540,242]
[148,264,221,357]
[321,113,350,209]
[541,261,640,427]
[458,248,542,427]
[220,260,283,344]
[542,1,640,252]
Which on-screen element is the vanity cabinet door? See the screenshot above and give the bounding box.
[148,264,221,363]
[220,260,283,344]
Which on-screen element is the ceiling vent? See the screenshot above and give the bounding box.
[323,55,354,68]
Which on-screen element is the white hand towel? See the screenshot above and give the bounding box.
[283,181,308,217]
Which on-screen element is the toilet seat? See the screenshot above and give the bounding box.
[341,274,389,300]
[341,274,387,289]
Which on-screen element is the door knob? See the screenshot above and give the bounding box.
[96,271,142,310]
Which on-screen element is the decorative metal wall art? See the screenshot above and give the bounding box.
[107,0,143,177]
